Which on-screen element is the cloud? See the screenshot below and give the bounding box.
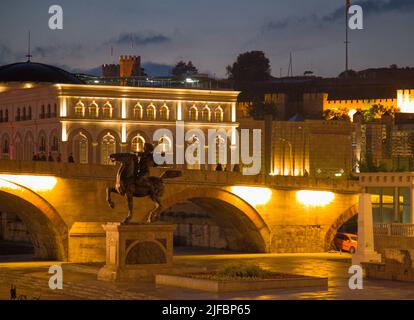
[262,0,414,33]
[105,32,171,47]
[0,45,18,65]
[31,44,84,59]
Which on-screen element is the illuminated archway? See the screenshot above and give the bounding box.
[160,187,271,252]
[0,178,68,260]
[324,204,358,251]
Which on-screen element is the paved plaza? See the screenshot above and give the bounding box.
[1,251,414,300]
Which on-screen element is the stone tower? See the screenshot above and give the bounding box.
[119,55,142,78]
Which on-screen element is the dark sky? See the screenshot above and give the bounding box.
[0,0,413,77]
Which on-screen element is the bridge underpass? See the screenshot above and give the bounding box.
[0,160,362,261]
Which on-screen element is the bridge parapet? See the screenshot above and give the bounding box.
[0,160,361,193]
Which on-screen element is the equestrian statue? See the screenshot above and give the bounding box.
[106,143,181,224]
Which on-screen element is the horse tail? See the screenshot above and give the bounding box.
[160,170,182,180]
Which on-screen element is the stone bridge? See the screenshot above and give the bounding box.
[0,160,362,261]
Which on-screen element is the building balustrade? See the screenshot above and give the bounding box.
[374,223,414,237]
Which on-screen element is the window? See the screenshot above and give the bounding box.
[47,104,51,117]
[2,138,9,154]
[103,103,112,118]
[16,108,21,121]
[214,107,223,122]
[201,106,211,122]
[101,133,116,165]
[0,110,3,123]
[89,102,98,118]
[51,135,59,152]
[147,105,156,120]
[74,132,89,164]
[28,106,32,120]
[5,109,8,122]
[39,136,46,152]
[75,101,84,117]
[160,104,169,120]
[22,107,26,120]
[186,136,201,170]
[41,105,45,118]
[133,104,143,120]
[131,134,145,153]
[189,106,198,121]
[158,136,171,154]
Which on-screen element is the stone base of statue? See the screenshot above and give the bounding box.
[97,222,176,282]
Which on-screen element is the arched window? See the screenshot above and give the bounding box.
[22,107,26,120]
[189,105,198,121]
[16,108,21,121]
[187,136,201,170]
[101,133,116,165]
[51,135,59,152]
[2,137,9,154]
[89,102,98,118]
[5,109,8,122]
[201,105,211,122]
[74,132,89,164]
[41,105,45,118]
[215,135,226,165]
[214,106,224,122]
[158,136,172,154]
[131,134,145,153]
[28,106,32,120]
[160,104,169,120]
[103,102,112,118]
[47,104,51,117]
[39,136,47,152]
[147,104,156,120]
[0,110,3,123]
[133,104,143,120]
[75,101,84,117]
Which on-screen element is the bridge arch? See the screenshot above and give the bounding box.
[0,178,68,260]
[324,204,358,251]
[160,187,271,253]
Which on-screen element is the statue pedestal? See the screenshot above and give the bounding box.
[98,222,176,281]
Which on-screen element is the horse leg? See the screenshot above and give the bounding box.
[147,197,162,223]
[106,187,116,209]
[122,193,134,224]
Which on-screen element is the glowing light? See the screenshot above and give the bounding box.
[0,175,57,191]
[121,123,127,143]
[177,101,182,121]
[121,98,127,119]
[231,186,272,206]
[60,96,67,117]
[397,90,414,113]
[231,102,236,122]
[24,83,33,89]
[61,123,67,142]
[294,169,299,176]
[296,190,334,206]
[348,109,357,120]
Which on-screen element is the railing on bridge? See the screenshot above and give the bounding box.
[374,223,414,237]
[0,160,362,193]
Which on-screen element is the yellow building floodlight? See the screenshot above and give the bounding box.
[296,190,334,206]
[0,175,57,192]
[231,186,272,206]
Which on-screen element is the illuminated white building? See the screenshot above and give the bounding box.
[0,61,239,168]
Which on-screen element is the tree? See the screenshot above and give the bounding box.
[248,99,278,120]
[227,51,271,83]
[172,60,198,77]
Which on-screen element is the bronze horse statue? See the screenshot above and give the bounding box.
[106,152,181,224]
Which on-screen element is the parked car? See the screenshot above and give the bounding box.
[334,232,358,254]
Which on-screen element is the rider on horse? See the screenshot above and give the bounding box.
[134,143,157,184]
